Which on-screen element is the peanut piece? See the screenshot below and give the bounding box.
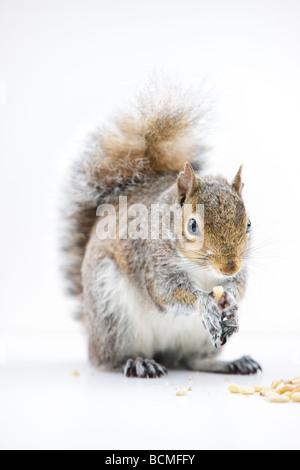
[260,388,272,397]
[291,392,300,403]
[252,385,264,393]
[228,383,241,394]
[213,286,224,302]
[266,392,290,403]
[276,383,296,394]
[271,380,282,389]
[227,376,300,404]
[240,386,255,395]
[176,387,189,396]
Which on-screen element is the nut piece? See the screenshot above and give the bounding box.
[291,392,300,403]
[252,385,264,393]
[213,286,224,302]
[260,387,272,397]
[176,387,189,396]
[227,376,300,404]
[71,370,80,377]
[228,383,241,394]
[266,392,290,403]
[271,380,283,389]
[240,386,255,396]
[276,383,296,394]
[271,380,282,389]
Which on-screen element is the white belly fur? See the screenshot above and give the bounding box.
[102,258,215,360]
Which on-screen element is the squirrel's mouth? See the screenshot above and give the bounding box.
[211,259,242,277]
[220,268,240,277]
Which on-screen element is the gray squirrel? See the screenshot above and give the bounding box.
[62,82,261,377]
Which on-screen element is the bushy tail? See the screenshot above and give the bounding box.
[62,80,207,296]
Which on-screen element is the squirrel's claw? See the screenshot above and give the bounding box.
[201,296,223,348]
[226,355,262,375]
[219,292,239,345]
[124,357,168,378]
[203,291,239,348]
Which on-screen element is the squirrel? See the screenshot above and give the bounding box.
[62,81,261,378]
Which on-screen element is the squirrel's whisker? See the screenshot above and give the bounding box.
[61,77,261,377]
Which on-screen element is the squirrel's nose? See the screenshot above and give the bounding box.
[220,262,240,276]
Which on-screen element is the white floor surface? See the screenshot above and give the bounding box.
[0,327,299,450]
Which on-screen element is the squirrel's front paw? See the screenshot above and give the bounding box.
[214,290,239,346]
[202,291,239,348]
[201,296,223,348]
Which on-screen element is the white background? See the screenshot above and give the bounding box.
[0,0,300,451]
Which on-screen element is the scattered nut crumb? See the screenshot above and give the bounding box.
[71,370,79,377]
[291,377,300,384]
[240,386,255,396]
[260,387,272,397]
[176,387,189,396]
[271,380,281,389]
[228,383,241,394]
[188,376,193,381]
[229,376,300,404]
[188,387,192,392]
[275,383,295,394]
[266,393,290,403]
[252,385,264,393]
[291,392,300,403]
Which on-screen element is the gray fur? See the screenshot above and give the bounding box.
[62,82,261,377]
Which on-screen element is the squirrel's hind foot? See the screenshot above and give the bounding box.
[124,357,168,378]
[183,355,262,375]
[225,356,262,375]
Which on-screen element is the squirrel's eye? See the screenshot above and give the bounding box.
[187,218,199,236]
[246,219,251,233]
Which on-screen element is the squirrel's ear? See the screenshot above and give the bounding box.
[232,165,244,194]
[177,162,198,205]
